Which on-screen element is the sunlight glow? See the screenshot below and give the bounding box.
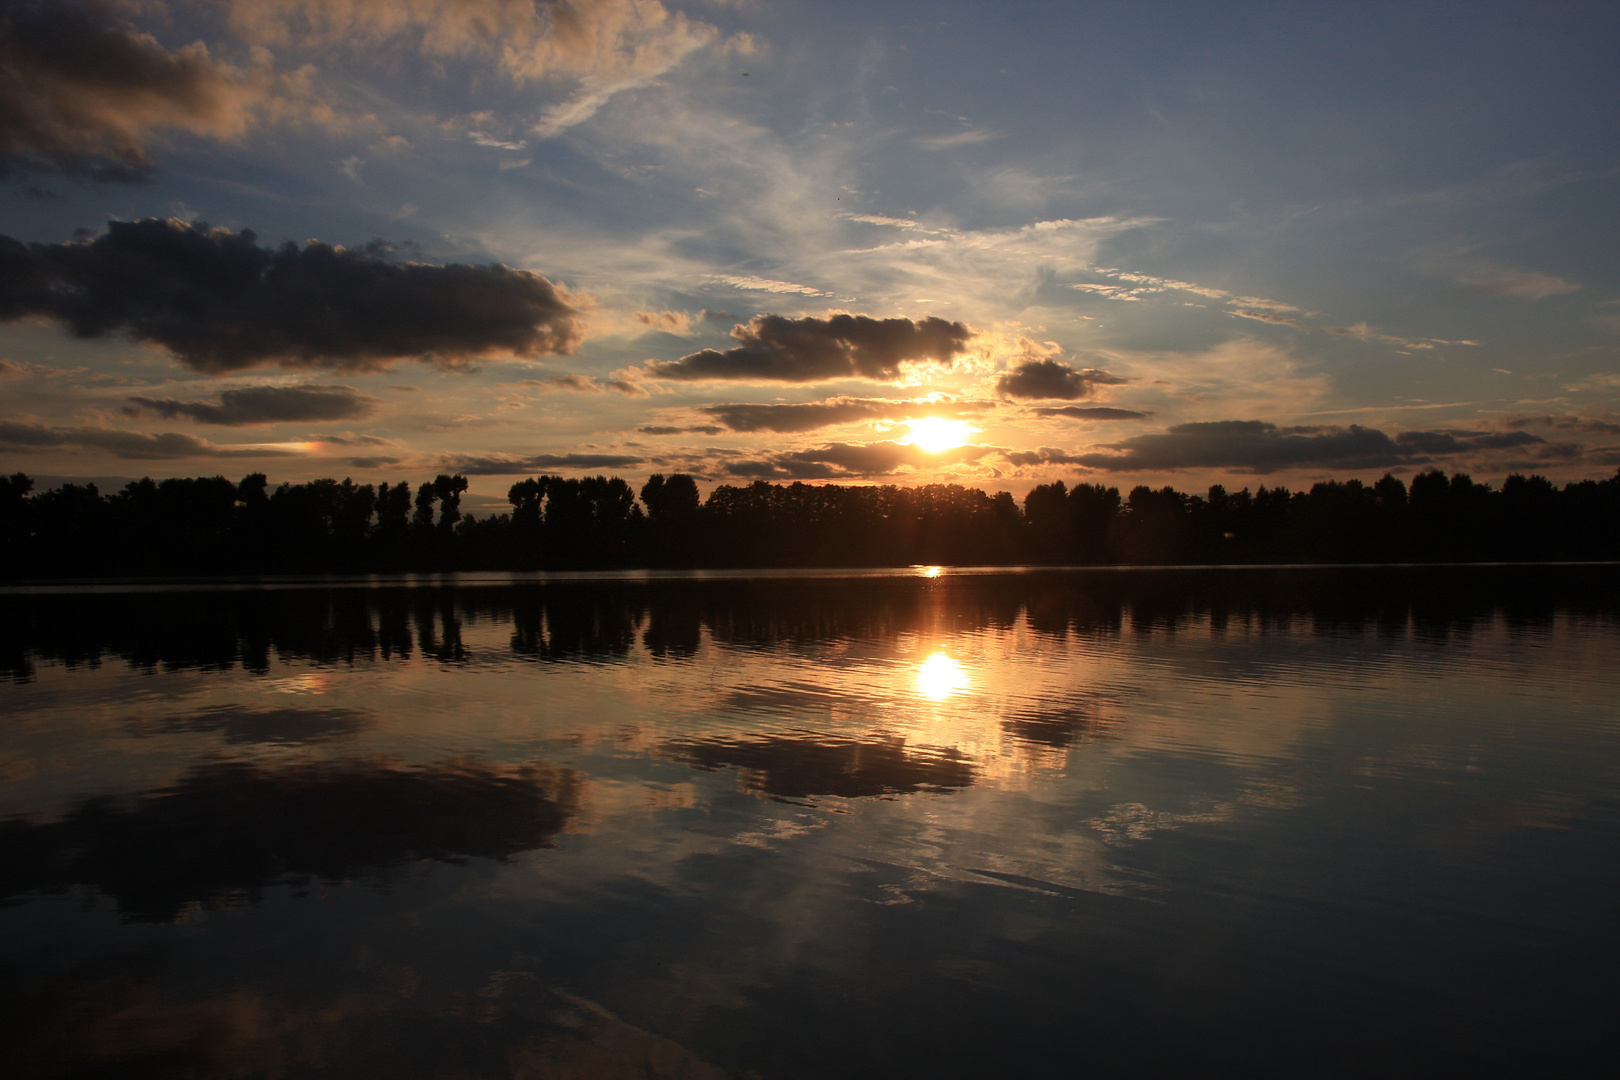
[901,417,977,454]
[916,652,970,701]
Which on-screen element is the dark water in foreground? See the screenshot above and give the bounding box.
[2,567,1618,1078]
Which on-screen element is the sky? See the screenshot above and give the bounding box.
[2,0,1618,514]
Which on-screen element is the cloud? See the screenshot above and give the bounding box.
[1502,413,1620,436]
[223,0,722,139]
[0,755,578,922]
[1068,419,1551,474]
[0,219,581,373]
[1450,262,1580,300]
[842,214,920,229]
[1324,322,1482,351]
[635,309,693,333]
[638,424,724,436]
[1230,308,1303,328]
[725,439,994,480]
[1072,271,1314,329]
[516,373,644,395]
[996,358,1126,401]
[1031,405,1148,421]
[643,314,972,383]
[0,2,259,178]
[1004,447,1092,466]
[707,274,831,297]
[125,384,377,426]
[700,396,990,434]
[0,421,291,460]
[665,733,973,798]
[442,451,647,475]
[914,128,994,151]
[1072,269,1238,303]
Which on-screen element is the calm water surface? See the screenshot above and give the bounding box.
[3,567,1618,1078]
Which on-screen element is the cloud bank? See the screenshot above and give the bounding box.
[126,384,377,426]
[443,450,647,476]
[1070,420,1551,474]
[643,314,972,383]
[0,219,580,373]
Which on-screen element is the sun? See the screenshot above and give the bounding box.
[916,652,970,701]
[900,417,977,453]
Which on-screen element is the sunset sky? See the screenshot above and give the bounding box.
[2,0,1617,513]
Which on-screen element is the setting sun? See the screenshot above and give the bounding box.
[900,417,977,454]
[916,651,970,701]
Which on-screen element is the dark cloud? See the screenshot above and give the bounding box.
[1004,447,1092,466]
[1393,429,1542,455]
[0,218,581,372]
[444,451,647,476]
[126,704,374,745]
[1503,413,1620,436]
[302,432,391,447]
[725,440,994,480]
[702,396,992,434]
[665,734,974,799]
[643,314,971,383]
[519,374,645,396]
[1070,420,1551,474]
[1032,405,1148,421]
[0,756,578,922]
[638,424,724,436]
[0,2,256,179]
[125,384,377,426]
[0,420,288,459]
[996,359,1126,401]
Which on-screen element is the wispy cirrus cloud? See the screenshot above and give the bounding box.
[224,0,727,139]
[914,128,994,151]
[1448,261,1580,300]
[707,274,833,297]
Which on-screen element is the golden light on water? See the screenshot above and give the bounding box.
[901,417,977,453]
[916,651,970,701]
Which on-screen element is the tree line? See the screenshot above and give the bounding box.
[1,467,1616,577]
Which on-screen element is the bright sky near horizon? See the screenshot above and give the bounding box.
[2,0,1617,513]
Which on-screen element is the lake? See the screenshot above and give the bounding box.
[3,566,1617,1078]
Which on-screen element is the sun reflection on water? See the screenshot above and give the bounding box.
[916,652,970,701]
